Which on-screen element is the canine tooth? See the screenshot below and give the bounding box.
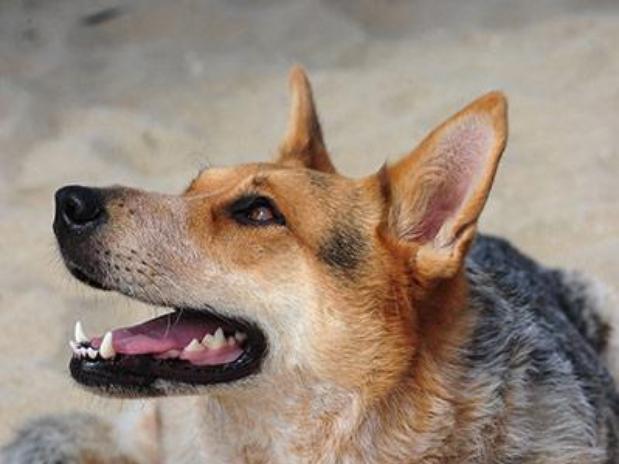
[87,348,98,359]
[100,332,116,359]
[74,321,89,343]
[78,347,87,357]
[234,331,247,343]
[227,336,236,346]
[184,339,205,352]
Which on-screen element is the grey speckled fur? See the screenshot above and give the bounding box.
[460,234,619,463]
[0,413,138,464]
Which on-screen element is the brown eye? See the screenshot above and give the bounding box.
[229,195,286,227]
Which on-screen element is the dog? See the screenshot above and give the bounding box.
[3,67,618,463]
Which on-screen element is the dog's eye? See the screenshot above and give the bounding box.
[248,204,274,223]
[229,195,286,227]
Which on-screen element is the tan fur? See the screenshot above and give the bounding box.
[277,66,336,173]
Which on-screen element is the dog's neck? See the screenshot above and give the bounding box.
[195,276,474,463]
[196,363,470,463]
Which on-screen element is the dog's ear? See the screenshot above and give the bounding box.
[384,92,507,280]
[275,66,336,173]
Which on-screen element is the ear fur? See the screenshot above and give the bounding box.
[276,66,336,173]
[386,92,508,280]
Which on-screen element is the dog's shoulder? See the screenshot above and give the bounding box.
[463,234,619,458]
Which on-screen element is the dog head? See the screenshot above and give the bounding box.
[54,67,507,398]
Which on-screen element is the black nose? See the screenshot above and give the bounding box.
[54,185,105,235]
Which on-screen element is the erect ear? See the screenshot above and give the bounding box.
[385,92,508,280]
[275,66,336,173]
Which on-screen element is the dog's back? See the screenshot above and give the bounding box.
[462,234,619,462]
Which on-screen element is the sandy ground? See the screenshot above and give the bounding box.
[0,0,618,460]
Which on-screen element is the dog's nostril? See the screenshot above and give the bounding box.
[64,193,100,224]
[55,185,106,232]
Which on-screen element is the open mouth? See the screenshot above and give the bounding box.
[68,309,267,396]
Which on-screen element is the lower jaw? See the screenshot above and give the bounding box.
[70,346,266,397]
[70,356,165,397]
[70,356,256,398]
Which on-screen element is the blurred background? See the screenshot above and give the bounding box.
[1,0,618,456]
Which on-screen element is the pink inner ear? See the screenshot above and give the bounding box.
[414,177,467,242]
[404,117,492,242]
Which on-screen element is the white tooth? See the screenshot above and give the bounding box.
[227,336,236,346]
[100,332,116,359]
[184,339,205,352]
[202,333,215,348]
[69,341,79,353]
[78,347,87,357]
[75,321,89,343]
[87,348,98,359]
[213,327,226,347]
[203,328,226,349]
[234,331,247,343]
[202,334,226,350]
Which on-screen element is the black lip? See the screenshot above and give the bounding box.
[67,264,110,291]
[69,310,268,397]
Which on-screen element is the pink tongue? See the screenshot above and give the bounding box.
[91,312,216,355]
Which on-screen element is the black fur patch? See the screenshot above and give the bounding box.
[317,221,366,276]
